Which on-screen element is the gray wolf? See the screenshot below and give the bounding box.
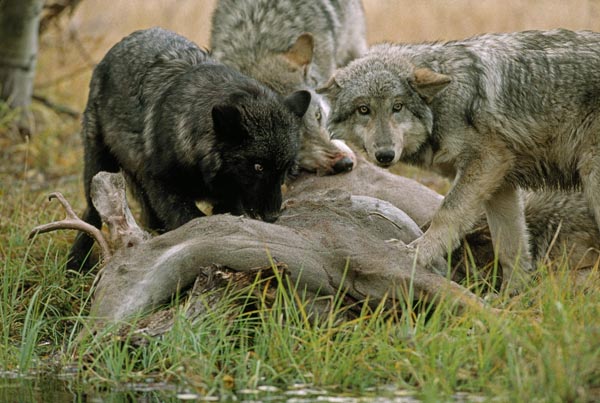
[318,29,600,291]
[69,27,310,270]
[210,0,366,174]
[286,147,600,287]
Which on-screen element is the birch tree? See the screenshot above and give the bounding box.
[0,0,45,137]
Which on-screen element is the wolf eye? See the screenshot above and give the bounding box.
[393,102,403,112]
[254,163,263,173]
[357,105,370,115]
[315,109,322,122]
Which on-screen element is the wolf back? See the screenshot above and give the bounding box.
[210,0,366,90]
[319,28,600,290]
[69,27,310,270]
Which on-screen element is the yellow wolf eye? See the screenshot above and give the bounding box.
[315,109,322,122]
[254,163,263,172]
[393,102,403,112]
[357,105,370,115]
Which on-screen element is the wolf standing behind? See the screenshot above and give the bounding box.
[319,29,600,292]
[69,27,310,270]
[210,0,367,174]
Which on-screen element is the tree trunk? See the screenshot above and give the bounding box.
[0,0,44,137]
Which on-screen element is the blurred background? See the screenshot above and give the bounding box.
[38,0,600,114]
[4,0,600,200]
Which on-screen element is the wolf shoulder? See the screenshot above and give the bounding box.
[94,27,210,86]
[90,27,212,120]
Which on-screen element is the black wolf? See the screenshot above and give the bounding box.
[69,27,310,269]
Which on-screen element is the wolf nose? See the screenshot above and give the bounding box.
[332,156,354,173]
[262,211,280,223]
[375,149,396,165]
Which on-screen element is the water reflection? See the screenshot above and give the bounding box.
[0,376,486,402]
[0,375,176,403]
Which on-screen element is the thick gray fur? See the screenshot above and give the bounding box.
[319,29,600,291]
[525,191,599,269]
[210,0,367,174]
[69,27,310,270]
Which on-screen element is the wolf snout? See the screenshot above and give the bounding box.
[246,208,280,223]
[374,149,396,165]
[260,210,281,223]
[332,156,354,173]
[330,139,357,173]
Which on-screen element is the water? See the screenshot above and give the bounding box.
[0,375,487,403]
[0,374,177,403]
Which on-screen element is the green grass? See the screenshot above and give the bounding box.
[2,5,598,400]
[1,99,599,402]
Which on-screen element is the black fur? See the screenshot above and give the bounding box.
[69,28,310,270]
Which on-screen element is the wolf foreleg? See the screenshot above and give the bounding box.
[142,177,204,232]
[408,145,515,277]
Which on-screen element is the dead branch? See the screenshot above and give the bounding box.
[39,0,83,34]
[32,94,80,118]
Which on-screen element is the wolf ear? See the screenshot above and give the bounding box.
[316,75,340,99]
[284,90,311,118]
[410,68,451,103]
[283,33,314,76]
[212,105,246,144]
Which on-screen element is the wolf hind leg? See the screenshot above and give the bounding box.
[138,190,163,232]
[484,183,533,294]
[580,148,600,239]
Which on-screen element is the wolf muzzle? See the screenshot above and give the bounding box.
[375,149,396,165]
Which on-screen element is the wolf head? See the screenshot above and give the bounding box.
[221,33,353,175]
[296,89,355,175]
[211,90,311,222]
[318,52,451,168]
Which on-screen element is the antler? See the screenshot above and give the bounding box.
[29,192,111,262]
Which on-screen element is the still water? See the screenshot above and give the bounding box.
[1,375,486,403]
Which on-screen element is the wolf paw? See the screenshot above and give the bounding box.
[501,274,531,297]
[404,243,446,276]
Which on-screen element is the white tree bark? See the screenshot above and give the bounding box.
[0,0,44,133]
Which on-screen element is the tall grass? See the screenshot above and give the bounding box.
[2,194,599,401]
[1,1,600,400]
